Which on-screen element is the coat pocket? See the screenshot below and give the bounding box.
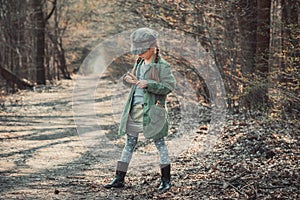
[143,104,167,139]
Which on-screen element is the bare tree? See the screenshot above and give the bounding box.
[32,0,46,85]
[0,0,70,93]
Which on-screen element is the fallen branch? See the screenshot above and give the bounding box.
[0,66,34,90]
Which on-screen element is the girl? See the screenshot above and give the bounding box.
[104,27,176,192]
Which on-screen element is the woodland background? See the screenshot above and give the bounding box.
[0,0,299,117]
[0,0,299,199]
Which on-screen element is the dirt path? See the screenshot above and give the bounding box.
[0,75,134,198]
[2,74,298,200]
[0,77,92,198]
[0,75,201,199]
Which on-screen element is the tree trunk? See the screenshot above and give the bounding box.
[256,0,271,74]
[236,0,257,74]
[282,0,299,70]
[269,0,283,71]
[33,0,46,85]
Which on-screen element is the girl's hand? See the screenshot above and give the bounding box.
[124,72,138,84]
[137,80,148,88]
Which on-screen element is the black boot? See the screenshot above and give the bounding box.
[158,164,171,192]
[104,161,128,189]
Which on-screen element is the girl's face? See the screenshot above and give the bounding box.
[138,47,155,60]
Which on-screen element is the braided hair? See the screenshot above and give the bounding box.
[136,56,143,66]
[148,47,161,82]
[154,47,160,63]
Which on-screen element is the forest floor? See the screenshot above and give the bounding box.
[0,73,299,200]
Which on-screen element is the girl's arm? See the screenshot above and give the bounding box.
[146,64,175,95]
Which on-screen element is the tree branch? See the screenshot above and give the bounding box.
[45,0,57,21]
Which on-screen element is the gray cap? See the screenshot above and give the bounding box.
[130,28,158,55]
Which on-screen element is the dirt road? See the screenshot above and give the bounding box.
[0,75,198,199]
[1,75,299,200]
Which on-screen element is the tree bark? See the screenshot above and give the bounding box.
[256,0,271,74]
[282,0,299,70]
[236,0,257,74]
[33,0,46,85]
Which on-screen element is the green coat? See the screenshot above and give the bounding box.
[118,57,176,139]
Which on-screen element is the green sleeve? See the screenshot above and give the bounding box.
[146,64,175,95]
